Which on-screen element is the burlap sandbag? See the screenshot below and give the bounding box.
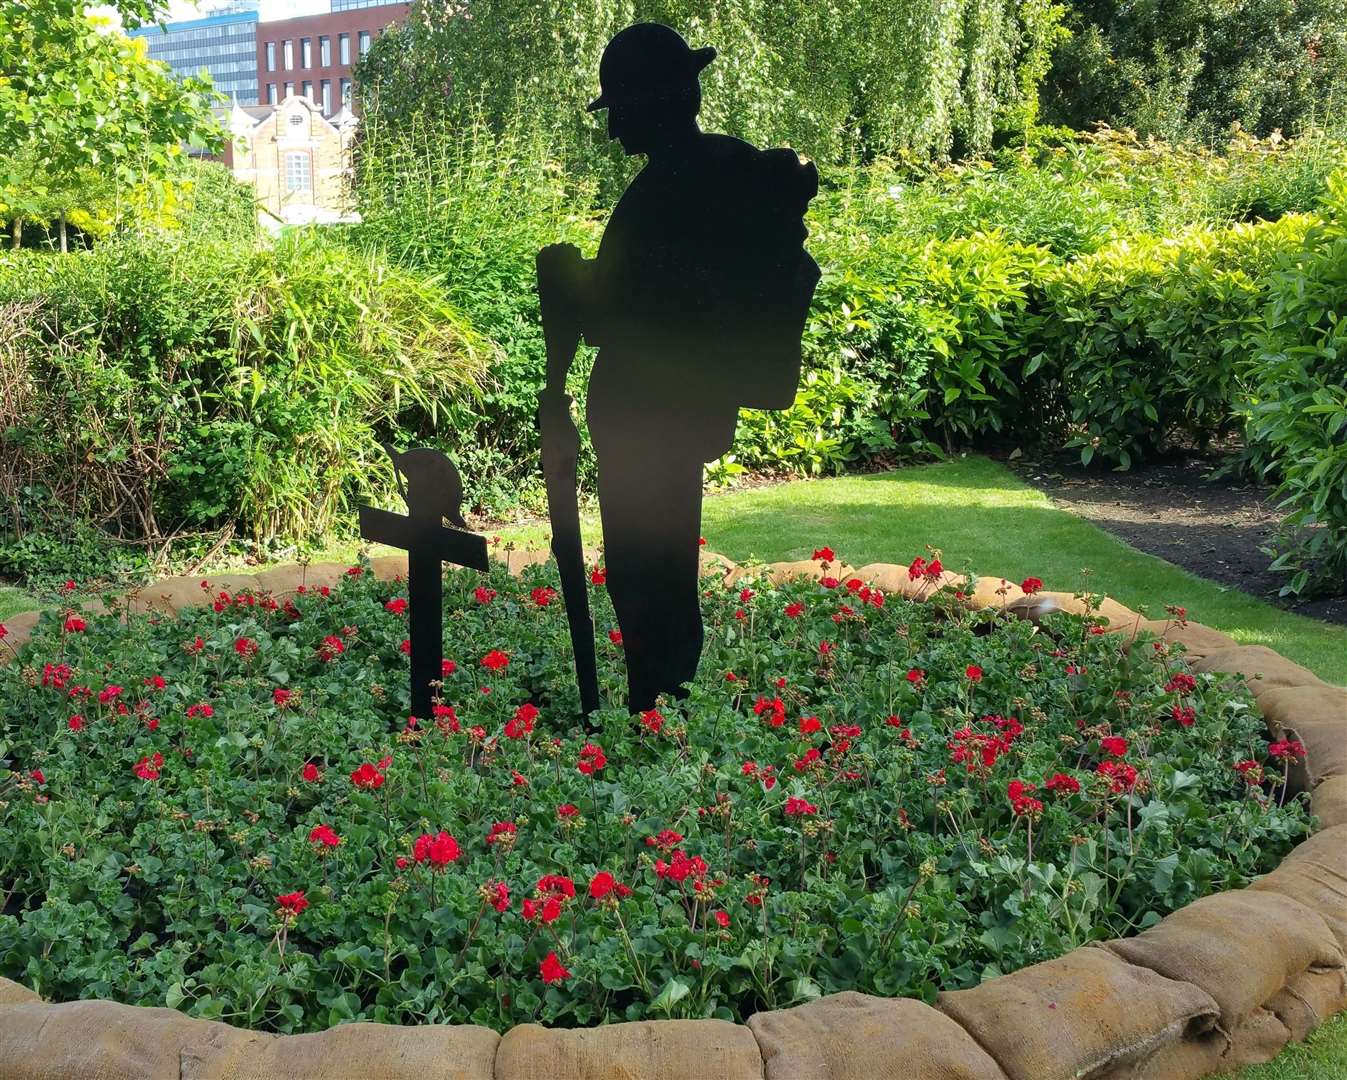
[0,609,41,661]
[1116,620,1238,662]
[181,1019,498,1080]
[1006,591,1141,632]
[1257,684,1347,790]
[699,549,738,582]
[1266,966,1347,1041]
[124,575,205,616]
[1101,889,1346,1032]
[747,991,1007,1080]
[296,562,354,592]
[0,998,252,1080]
[961,576,1027,612]
[368,554,410,583]
[495,1019,763,1080]
[763,560,857,587]
[254,564,310,596]
[0,977,40,1005]
[198,573,262,598]
[1251,825,1347,953]
[935,947,1220,1080]
[496,548,553,577]
[1312,775,1347,830]
[853,563,965,601]
[1192,645,1326,699]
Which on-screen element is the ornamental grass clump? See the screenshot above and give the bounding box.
[0,555,1310,1031]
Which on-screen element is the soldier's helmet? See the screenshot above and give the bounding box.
[587,23,716,112]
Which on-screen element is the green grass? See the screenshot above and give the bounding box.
[1236,1014,1347,1079]
[0,585,39,622]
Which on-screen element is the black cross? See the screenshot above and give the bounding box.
[360,447,489,721]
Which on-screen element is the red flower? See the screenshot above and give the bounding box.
[908,557,927,581]
[784,602,805,618]
[713,909,730,929]
[29,769,45,785]
[590,567,607,586]
[1097,759,1139,793]
[384,598,408,615]
[753,695,787,728]
[309,824,341,848]
[413,830,461,869]
[1007,779,1042,816]
[67,715,85,731]
[608,629,623,646]
[1234,760,1263,785]
[639,709,665,735]
[489,880,510,912]
[0,624,7,640]
[557,803,579,818]
[1269,739,1306,763]
[317,635,345,662]
[812,547,836,562]
[577,742,606,775]
[302,762,322,783]
[186,702,213,719]
[63,614,87,633]
[98,685,123,705]
[965,665,983,683]
[481,649,510,672]
[793,747,821,772]
[539,951,571,984]
[442,658,457,676]
[234,637,258,659]
[474,585,496,605]
[906,668,925,686]
[1170,704,1196,728]
[531,586,557,607]
[273,688,295,709]
[399,639,412,655]
[350,762,385,790]
[1021,577,1043,595]
[133,756,161,781]
[1100,736,1128,758]
[1164,673,1197,695]
[276,890,308,916]
[589,871,617,900]
[798,715,822,735]
[925,558,943,578]
[646,829,684,850]
[784,796,818,816]
[144,675,166,691]
[486,821,518,846]
[505,702,539,739]
[1045,772,1081,795]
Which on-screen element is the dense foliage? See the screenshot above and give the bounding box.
[0,234,486,586]
[0,557,1310,1030]
[1043,0,1347,144]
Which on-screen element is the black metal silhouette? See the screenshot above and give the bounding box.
[360,445,489,721]
[537,22,820,713]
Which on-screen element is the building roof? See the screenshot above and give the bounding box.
[126,9,258,35]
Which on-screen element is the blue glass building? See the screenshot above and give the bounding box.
[128,9,261,106]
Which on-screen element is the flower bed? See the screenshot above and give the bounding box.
[0,554,1315,1035]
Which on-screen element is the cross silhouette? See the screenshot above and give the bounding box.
[360,447,489,721]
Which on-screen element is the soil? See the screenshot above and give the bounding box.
[997,447,1347,627]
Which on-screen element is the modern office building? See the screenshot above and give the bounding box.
[127,3,261,106]
[255,3,410,116]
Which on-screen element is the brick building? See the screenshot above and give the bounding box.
[224,95,359,226]
[255,2,409,116]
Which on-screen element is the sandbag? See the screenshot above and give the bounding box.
[1251,825,1347,953]
[1257,685,1347,790]
[124,575,206,615]
[935,947,1219,1080]
[368,554,410,583]
[296,562,354,592]
[495,1019,763,1080]
[1117,620,1238,662]
[0,609,41,661]
[0,998,251,1080]
[1266,966,1347,1041]
[700,550,738,582]
[1101,889,1346,1031]
[961,576,1026,612]
[181,1019,498,1080]
[763,559,857,587]
[1192,646,1326,699]
[854,562,965,601]
[0,976,40,1005]
[254,564,310,596]
[1006,591,1141,632]
[1312,776,1347,830]
[747,991,1007,1080]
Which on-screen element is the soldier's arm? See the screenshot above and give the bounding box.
[536,245,595,402]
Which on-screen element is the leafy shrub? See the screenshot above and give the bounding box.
[1237,172,1347,596]
[0,559,1309,1029]
[0,232,486,569]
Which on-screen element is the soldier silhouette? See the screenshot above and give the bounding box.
[537,22,820,713]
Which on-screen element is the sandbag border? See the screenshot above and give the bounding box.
[1,552,1344,1080]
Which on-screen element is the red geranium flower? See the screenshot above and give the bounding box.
[531,586,557,607]
[481,649,510,672]
[639,709,665,734]
[488,880,510,912]
[384,598,408,615]
[413,830,461,869]
[1100,736,1128,758]
[1269,739,1306,763]
[234,637,258,659]
[906,668,925,686]
[1021,577,1043,595]
[63,614,87,633]
[1045,772,1081,795]
[784,796,818,816]
[609,629,623,646]
[276,890,308,916]
[784,602,805,618]
[557,803,579,818]
[350,762,385,790]
[505,702,539,739]
[186,702,213,719]
[308,824,341,848]
[539,951,570,984]
[302,762,322,783]
[713,910,730,929]
[1170,704,1196,728]
[1164,673,1197,694]
[965,665,983,683]
[590,567,607,586]
[589,871,617,900]
[812,547,836,562]
[577,742,606,775]
[798,715,822,735]
[67,715,85,732]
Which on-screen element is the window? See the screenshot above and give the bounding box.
[319,36,331,66]
[265,41,275,71]
[301,37,311,68]
[267,82,277,104]
[339,33,350,64]
[321,79,332,114]
[285,152,310,192]
[284,81,294,98]
[340,77,351,105]
[282,39,293,69]
[358,31,371,56]
[302,80,312,101]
